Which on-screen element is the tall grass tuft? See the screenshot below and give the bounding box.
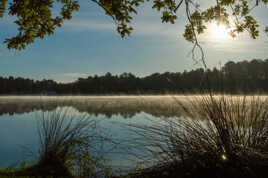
[34,107,97,177]
[130,95,268,177]
[1,107,114,178]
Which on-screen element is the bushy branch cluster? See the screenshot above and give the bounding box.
[1,0,79,50]
[0,0,267,50]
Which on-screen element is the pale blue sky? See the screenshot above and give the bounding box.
[0,1,268,83]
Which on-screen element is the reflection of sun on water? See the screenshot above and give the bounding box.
[208,22,232,41]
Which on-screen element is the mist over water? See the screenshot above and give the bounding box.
[1,95,263,170]
[0,96,184,169]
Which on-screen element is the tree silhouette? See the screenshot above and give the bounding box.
[1,59,268,95]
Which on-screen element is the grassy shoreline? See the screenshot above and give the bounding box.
[1,95,268,178]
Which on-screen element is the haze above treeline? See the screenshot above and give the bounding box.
[1,59,268,95]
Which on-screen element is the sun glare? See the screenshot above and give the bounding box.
[208,22,232,41]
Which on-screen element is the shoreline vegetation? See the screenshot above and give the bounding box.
[0,107,112,178]
[1,95,268,177]
[127,95,268,178]
[1,59,268,95]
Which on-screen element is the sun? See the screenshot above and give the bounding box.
[208,22,232,41]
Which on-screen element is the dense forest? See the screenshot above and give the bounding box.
[1,59,268,94]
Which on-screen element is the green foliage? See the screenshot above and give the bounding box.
[265,26,268,35]
[183,0,265,42]
[2,0,79,50]
[0,0,7,17]
[93,0,146,37]
[69,140,113,178]
[1,0,267,50]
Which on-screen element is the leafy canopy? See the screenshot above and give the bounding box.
[0,0,267,50]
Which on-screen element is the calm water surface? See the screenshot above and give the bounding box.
[0,96,183,169]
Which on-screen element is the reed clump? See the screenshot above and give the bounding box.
[17,108,111,178]
[130,95,268,178]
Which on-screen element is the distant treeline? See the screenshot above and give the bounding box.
[1,59,268,94]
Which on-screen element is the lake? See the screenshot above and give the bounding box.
[0,95,187,170]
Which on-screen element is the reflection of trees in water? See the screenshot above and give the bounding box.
[0,102,58,115]
[0,97,184,118]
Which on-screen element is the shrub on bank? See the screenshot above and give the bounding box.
[129,95,268,178]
